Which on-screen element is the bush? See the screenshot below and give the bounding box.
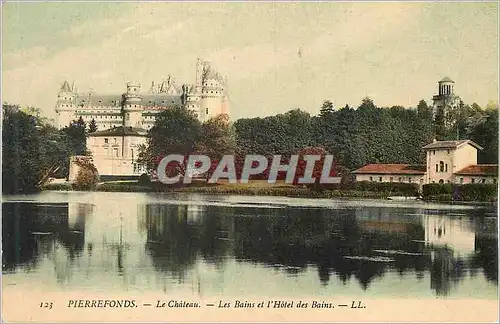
[422,183,453,196]
[354,181,419,196]
[97,183,152,192]
[72,157,99,191]
[457,184,497,202]
[422,183,497,202]
[42,183,72,191]
[73,167,99,191]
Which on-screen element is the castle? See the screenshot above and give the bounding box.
[55,58,229,130]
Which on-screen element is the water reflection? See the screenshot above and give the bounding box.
[2,194,498,298]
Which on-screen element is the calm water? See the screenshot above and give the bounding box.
[2,192,498,299]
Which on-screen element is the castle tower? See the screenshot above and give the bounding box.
[198,61,228,122]
[123,82,143,128]
[55,81,76,128]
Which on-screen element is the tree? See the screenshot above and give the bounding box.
[61,117,87,155]
[38,124,73,182]
[319,100,334,116]
[2,104,44,194]
[417,100,433,121]
[88,118,98,133]
[195,114,235,160]
[138,106,202,175]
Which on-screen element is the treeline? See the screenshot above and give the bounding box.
[2,104,88,194]
[2,96,498,194]
[235,98,498,170]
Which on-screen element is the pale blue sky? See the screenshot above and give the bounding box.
[2,2,498,120]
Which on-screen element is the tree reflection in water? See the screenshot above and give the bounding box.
[3,200,498,297]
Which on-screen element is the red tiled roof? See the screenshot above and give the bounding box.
[454,164,498,176]
[352,164,426,175]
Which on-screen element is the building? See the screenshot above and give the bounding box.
[85,126,147,179]
[61,59,228,179]
[55,58,229,131]
[352,164,426,186]
[432,77,461,128]
[353,139,498,185]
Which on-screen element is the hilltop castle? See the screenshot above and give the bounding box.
[55,58,229,130]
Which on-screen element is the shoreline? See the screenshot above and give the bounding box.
[38,182,498,204]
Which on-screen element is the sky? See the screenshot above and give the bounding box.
[2,2,498,120]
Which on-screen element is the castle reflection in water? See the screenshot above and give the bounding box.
[2,195,497,297]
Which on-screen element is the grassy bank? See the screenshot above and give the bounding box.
[42,180,497,202]
[42,180,388,199]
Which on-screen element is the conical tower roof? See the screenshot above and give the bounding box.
[60,80,72,92]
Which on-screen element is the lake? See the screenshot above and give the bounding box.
[2,191,498,299]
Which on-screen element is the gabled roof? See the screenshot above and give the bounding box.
[422,140,483,151]
[454,164,498,176]
[352,164,426,175]
[88,126,147,137]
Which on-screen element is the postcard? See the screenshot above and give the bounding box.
[2,1,498,323]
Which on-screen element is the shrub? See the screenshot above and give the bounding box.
[42,183,72,191]
[97,183,152,192]
[354,181,419,196]
[457,184,497,202]
[422,183,453,196]
[72,157,99,191]
[422,183,497,202]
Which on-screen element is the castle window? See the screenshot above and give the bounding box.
[445,164,448,172]
[389,177,393,182]
[369,177,373,182]
[435,164,438,172]
[447,149,450,154]
[482,179,486,184]
[494,178,497,184]
[460,178,464,184]
[433,150,435,155]
[379,177,382,182]
[439,161,444,172]
[206,108,209,115]
[398,177,402,182]
[104,138,108,144]
[408,177,412,183]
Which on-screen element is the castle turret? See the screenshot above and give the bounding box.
[123,82,143,128]
[55,80,76,128]
[198,61,228,121]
